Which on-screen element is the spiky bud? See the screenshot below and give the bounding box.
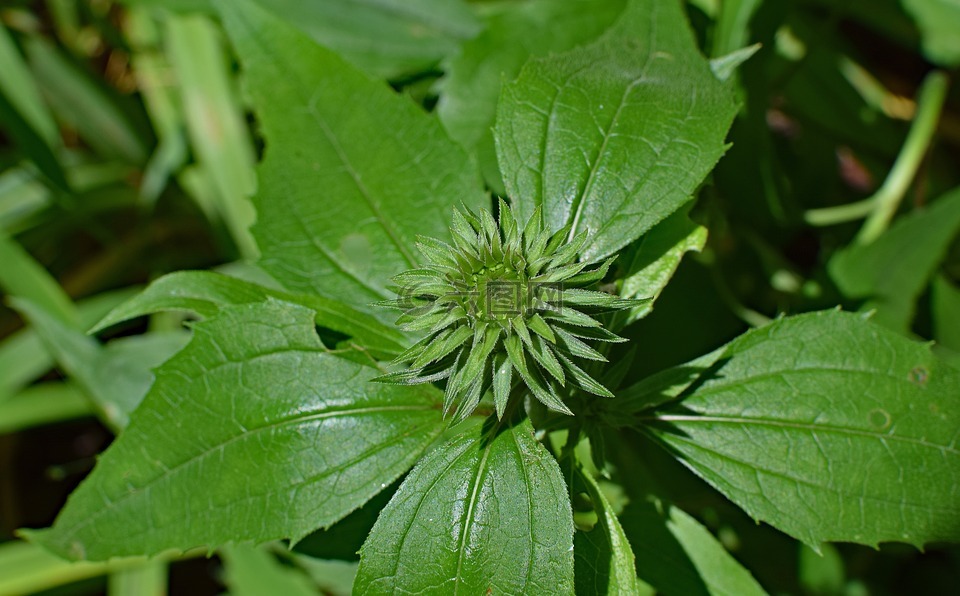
[374,200,643,421]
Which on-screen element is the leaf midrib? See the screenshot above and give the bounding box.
[57,403,438,541]
[655,430,960,515]
[650,414,959,455]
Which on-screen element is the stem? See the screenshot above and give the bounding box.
[804,198,874,226]
[803,71,949,235]
[856,71,948,244]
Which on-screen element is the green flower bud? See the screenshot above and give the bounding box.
[374,199,642,421]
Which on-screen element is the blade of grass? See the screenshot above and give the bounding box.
[0,231,78,326]
[0,24,59,146]
[165,13,258,258]
[24,36,149,164]
[124,7,188,204]
[0,382,92,434]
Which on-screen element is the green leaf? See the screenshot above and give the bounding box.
[165,13,258,259]
[617,209,707,325]
[0,287,139,403]
[436,0,625,190]
[217,0,485,321]
[221,544,317,596]
[26,300,445,560]
[288,554,356,596]
[902,0,960,66]
[251,0,481,79]
[0,25,59,146]
[494,0,736,261]
[356,417,574,594]
[91,270,407,359]
[620,498,767,596]
[12,297,189,431]
[798,543,844,596]
[829,187,960,334]
[643,310,960,548]
[0,232,78,327]
[0,84,68,191]
[572,468,640,595]
[0,382,91,435]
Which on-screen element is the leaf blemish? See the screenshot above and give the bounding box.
[909,365,929,386]
[868,408,892,430]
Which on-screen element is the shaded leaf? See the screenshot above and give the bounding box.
[829,187,960,334]
[621,498,766,596]
[617,209,707,326]
[573,468,640,594]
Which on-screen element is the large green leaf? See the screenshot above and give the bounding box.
[829,188,960,334]
[25,300,445,560]
[573,468,641,594]
[643,310,960,548]
[436,0,625,190]
[217,0,485,320]
[494,0,736,260]
[355,417,574,594]
[621,498,767,596]
[91,270,407,358]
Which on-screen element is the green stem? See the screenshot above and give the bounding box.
[856,71,948,244]
[803,71,949,236]
[804,198,874,226]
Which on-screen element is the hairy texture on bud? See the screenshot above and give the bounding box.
[374,200,645,421]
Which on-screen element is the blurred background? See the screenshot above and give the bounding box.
[0,0,958,594]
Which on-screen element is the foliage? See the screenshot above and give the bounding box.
[1,0,959,594]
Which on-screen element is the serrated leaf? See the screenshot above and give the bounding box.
[217,0,485,322]
[620,497,767,596]
[437,0,625,190]
[355,417,574,594]
[573,468,640,595]
[91,270,407,359]
[25,300,445,560]
[494,0,736,262]
[829,187,960,334]
[618,209,707,326]
[643,310,960,548]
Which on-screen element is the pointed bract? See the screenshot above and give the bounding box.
[376,202,634,419]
